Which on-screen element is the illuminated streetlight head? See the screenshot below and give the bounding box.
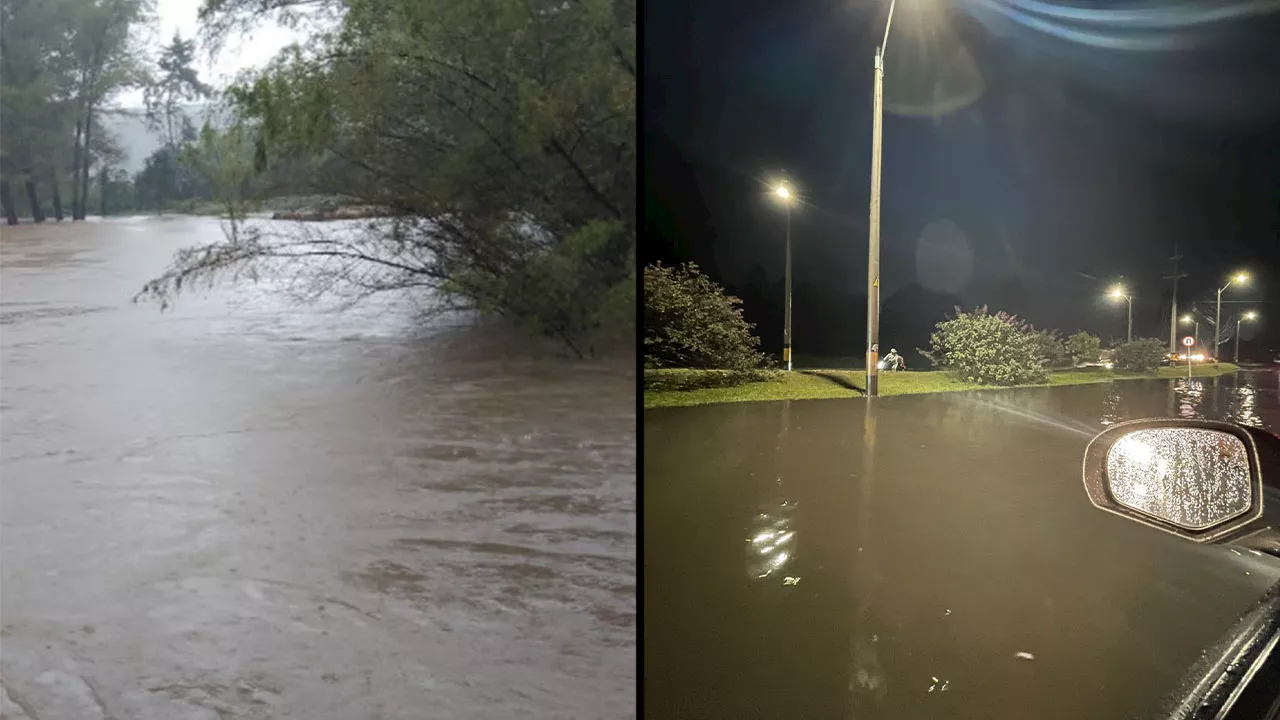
[775,185,791,200]
[1181,314,1194,323]
[1110,285,1126,300]
[1245,311,1258,321]
[1234,272,1249,285]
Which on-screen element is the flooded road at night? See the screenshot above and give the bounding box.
[644,370,1280,719]
[1,217,635,719]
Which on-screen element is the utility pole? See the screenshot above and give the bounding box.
[1164,244,1186,355]
[865,0,897,398]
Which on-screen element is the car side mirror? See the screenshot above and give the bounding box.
[1083,419,1280,544]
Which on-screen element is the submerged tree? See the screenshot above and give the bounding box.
[139,0,636,356]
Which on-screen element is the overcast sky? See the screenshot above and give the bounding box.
[116,0,304,108]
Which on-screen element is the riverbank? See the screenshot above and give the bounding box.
[644,364,1241,409]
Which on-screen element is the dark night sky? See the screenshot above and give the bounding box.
[644,0,1280,363]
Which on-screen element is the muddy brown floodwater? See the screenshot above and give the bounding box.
[645,369,1280,720]
[0,216,635,719]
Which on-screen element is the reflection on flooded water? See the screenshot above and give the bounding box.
[0,217,635,719]
[645,372,1280,720]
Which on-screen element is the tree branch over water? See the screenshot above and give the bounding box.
[151,0,635,356]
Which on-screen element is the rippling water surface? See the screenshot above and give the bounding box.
[1,216,635,719]
[645,369,1280,720]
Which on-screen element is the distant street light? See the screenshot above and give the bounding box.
[772,181,797,371]
[1110,285,1133,343]
[1235,310,1258,363]
[866,0,899,397]
[1180,313,1199,348]
[1215,272,1248,361]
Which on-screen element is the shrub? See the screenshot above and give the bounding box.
[927,305,1048,385]
[644,262,768,370]
[1113,338,1167,372]
[1029,329,1071,368]
[1065,331,1102,366]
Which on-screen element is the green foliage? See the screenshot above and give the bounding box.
[927,305,1049,385]
[0,0,150,221]
[1112,338,1167,372]
[145,32,213,148]
[643,262,768,371]
[134,146,195,210]
[1028,329,1071,368]
[180,120,259,224]
[448,219,634,358]
[1065,331,1102,365]
[145,0,637,355]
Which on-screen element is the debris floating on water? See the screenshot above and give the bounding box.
[1014,651,1035,661]
[783,576,800,586]
[944,608,952,616]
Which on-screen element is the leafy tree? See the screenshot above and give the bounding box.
[1028,329,1070,368]
[643,262,767,370]
[140,0,635,354]
[99,166,136,213]
[926,305,1048,385]
[1113,338,1167,372]
[67,0,151,219]
[134,145,195,210]
[144,32,212,149]
[180,119,258,227]
[1065,331,1102,366]
[0,0,80,222]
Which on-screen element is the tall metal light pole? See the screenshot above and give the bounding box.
[1235,311,1257,363]
[1164,244,1185,355]
[1181,313,1198,351]
[1110,285,1133,343]
[866,0,897,397]
[774,183,797,371]
[1215,272,1248,360]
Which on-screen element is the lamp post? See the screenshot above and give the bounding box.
[1110,285,1133,343]
[773,183,797,370]
[1215,272,1248,361]
[1181,313,1198,351]
[866,0,898,397]
[1235,310,1257,363]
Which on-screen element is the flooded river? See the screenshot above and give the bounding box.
[0,216,635,719]
[644,370,1280,719]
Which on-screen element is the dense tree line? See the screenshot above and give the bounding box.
[0,3,294,220]
[138,0,636,355]
[0,0,151,223]
[4,0,636,355]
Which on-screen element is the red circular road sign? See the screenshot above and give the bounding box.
[1183,336,1195,347]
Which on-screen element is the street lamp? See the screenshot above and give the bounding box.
[1235,310,1258,363]
[772,182,798,371]
[1181,313,1199,349]
[866,0,899,397]
[1215,272,1248,361]
[1110,285,1133,343]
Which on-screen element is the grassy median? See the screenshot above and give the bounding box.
[644,363,1241,409]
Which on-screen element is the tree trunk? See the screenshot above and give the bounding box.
[79,105,95,220]
[71,118,84,220]
[25,180,46,223]
[99,165,108,216]
[0,180,18,225]
[51,170,64,221]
